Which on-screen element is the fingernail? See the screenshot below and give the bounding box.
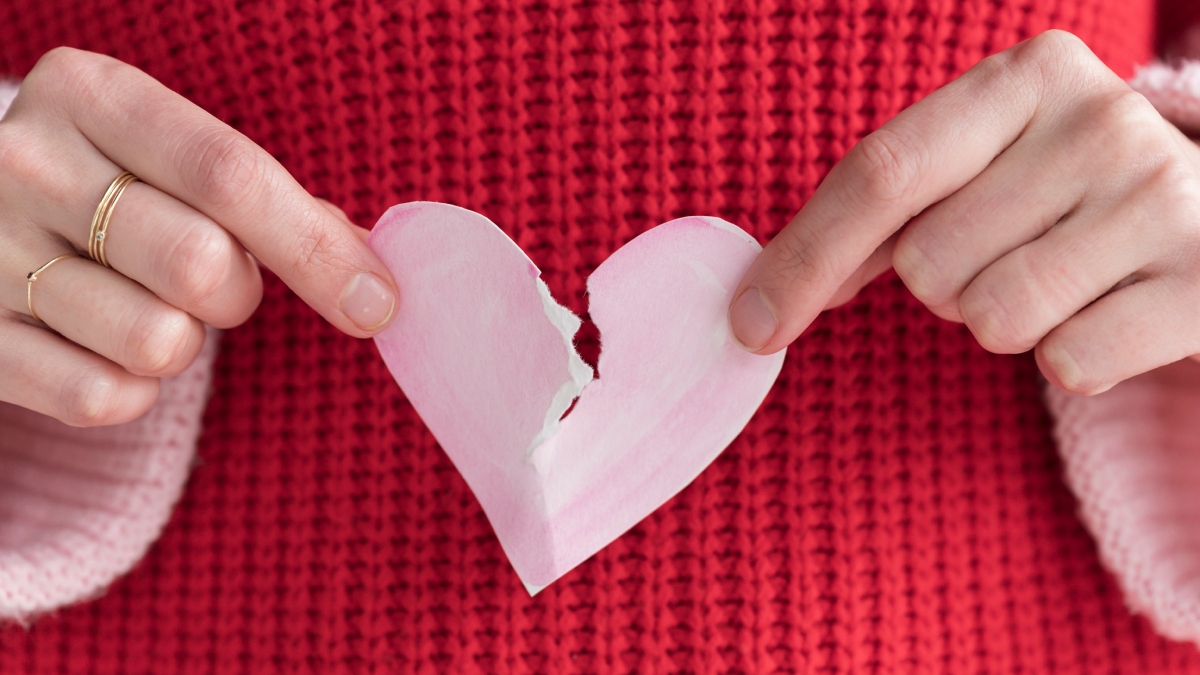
[340,272,396,332]
[1044,343,1085,392]
[730,287,777,351]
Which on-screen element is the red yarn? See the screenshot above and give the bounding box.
[2,0,1199,672]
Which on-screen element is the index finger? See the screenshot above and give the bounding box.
[728,30,1117,354]
[30,47,396,337]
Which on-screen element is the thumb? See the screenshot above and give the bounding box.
[726,34,1062,354]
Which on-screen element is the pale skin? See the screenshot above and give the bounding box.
[0,47,399,425]
[730,30,1200,396]
[0,30,1195,426]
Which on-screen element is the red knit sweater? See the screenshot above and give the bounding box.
[3,0,1199,673]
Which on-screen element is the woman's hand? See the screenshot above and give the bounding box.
[730,29,1200,396]
[0,47,398,425]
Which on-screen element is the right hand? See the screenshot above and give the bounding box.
[0,47,399,426]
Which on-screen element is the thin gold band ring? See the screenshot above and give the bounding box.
[26,253,81,323]
[88,170,138,268]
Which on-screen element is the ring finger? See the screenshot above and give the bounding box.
[0,315,160,426]
[4,238,206,378]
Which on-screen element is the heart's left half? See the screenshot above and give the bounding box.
[368,203,785,592]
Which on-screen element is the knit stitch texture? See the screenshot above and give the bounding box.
[0,325,218,618]
[2,1,1200,673]
[1047,362,1200,647]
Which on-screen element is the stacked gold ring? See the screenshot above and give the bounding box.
[88,170,139,268]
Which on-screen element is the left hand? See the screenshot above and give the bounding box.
[729,29,1200,395]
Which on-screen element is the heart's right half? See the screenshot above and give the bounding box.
[368,203,785,592]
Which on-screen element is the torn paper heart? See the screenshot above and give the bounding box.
[368,202,785,592]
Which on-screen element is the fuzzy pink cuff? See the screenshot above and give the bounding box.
[1130,60,1200,133]
[0,324,219,619]
[1047,361,1200,645]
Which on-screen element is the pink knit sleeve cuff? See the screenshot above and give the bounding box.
[0,78,221,620]
[1047,363,1200,646]
[1042,62,1200,648]
[0,327,219,620]
[1129,61,1200,133]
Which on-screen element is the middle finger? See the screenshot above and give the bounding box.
[12,126,261,328]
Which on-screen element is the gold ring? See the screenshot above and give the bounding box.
[26,253,81,323]
[88,170,138,268]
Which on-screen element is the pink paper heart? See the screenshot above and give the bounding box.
[368,202,785,592]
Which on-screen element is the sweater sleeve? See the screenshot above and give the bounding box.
[0,79,220,620]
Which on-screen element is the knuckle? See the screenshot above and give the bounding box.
[1151,154,1200,195]
[846,127,924,211]
[1031,29,1088,54]
[761,227,838,292]
[168,222,236,310]
[1088,90,1164,155]
[969,47,1013,81]
[0,124,45,185]
[25,47,107,104]
[286,207,351,280]
[29,46,93,82]
[964,48,1036,103]
[123,304,200,377]
[961,47,1038,116]
[959,283,1036,354]
[1017,30,1090,69]
[1106,88,1159,126]
[1007,30,1102,92]
[1152,159,1200,243]
[186,129,271,213]
[57,367,123,427]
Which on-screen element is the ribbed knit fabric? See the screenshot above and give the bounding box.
[3,1,1200,673]
[1047,361,1200,647]
[0,326,218,618]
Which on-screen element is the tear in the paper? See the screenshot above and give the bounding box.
[527,278,593,461]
